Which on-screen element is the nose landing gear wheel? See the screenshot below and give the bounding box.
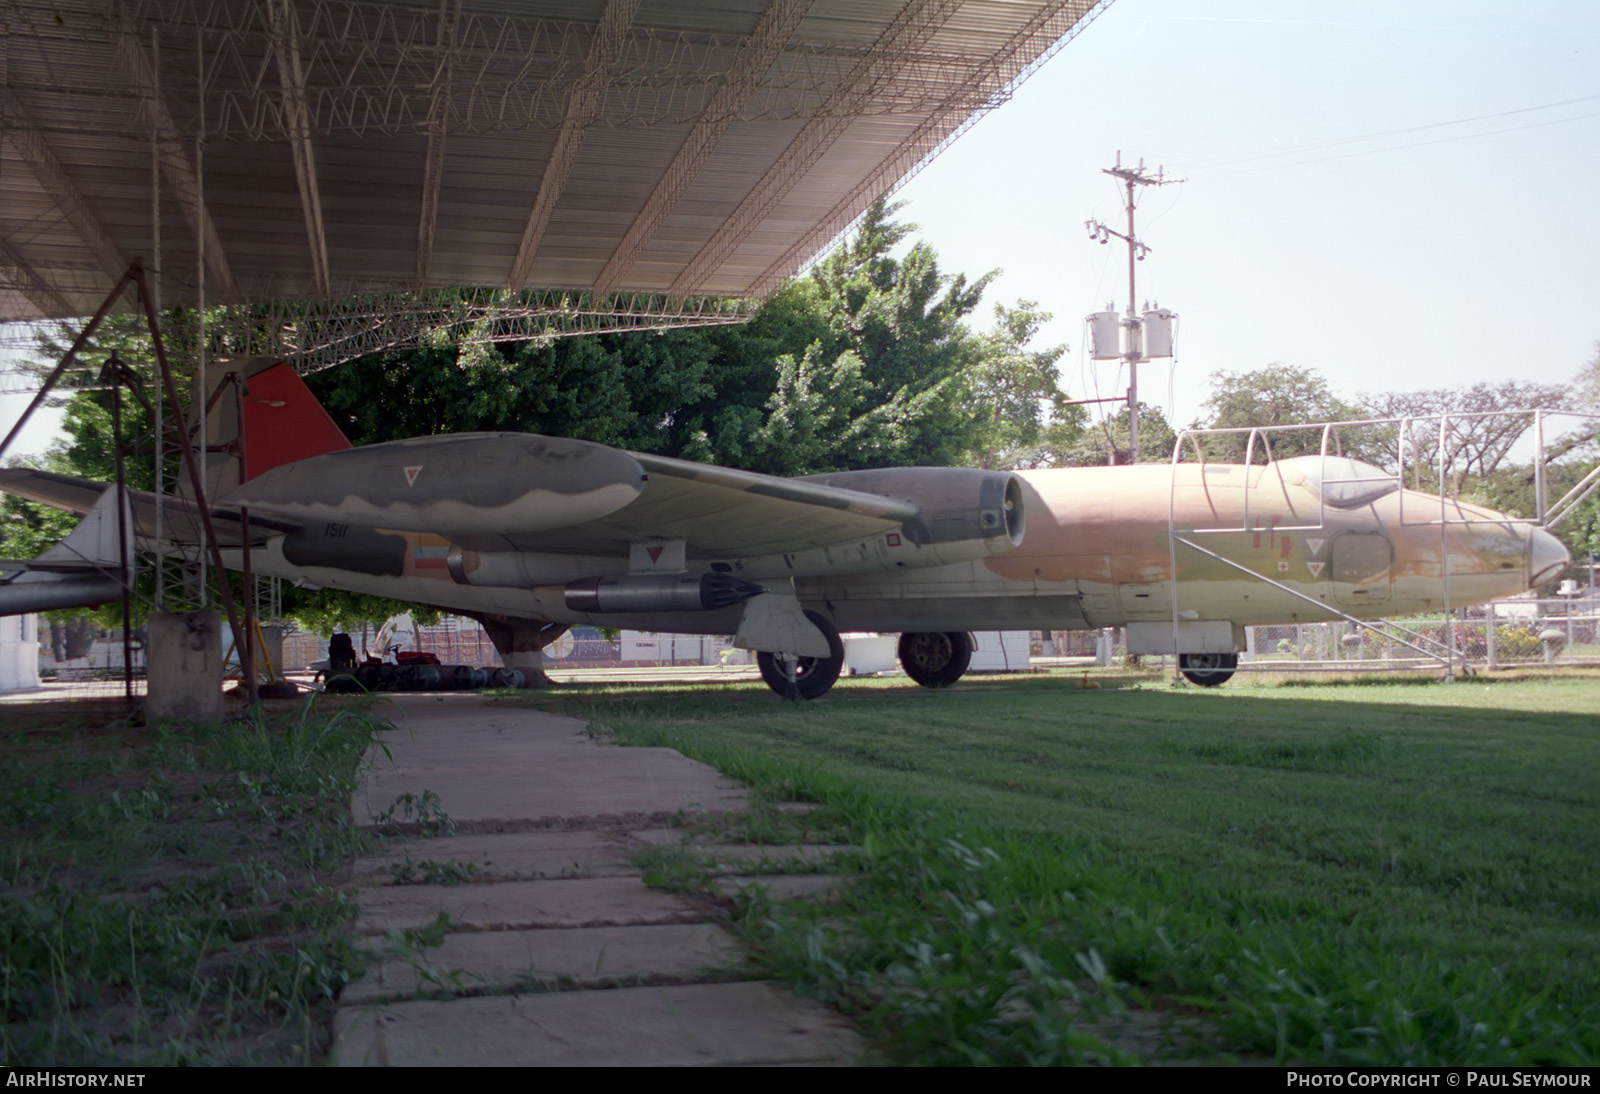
[897,632,973,688]
[1179,652,1238,686]
[756,611,844,700]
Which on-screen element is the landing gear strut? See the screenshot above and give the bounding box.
[898,632,972,689]
[1179,652,1238,687]
[756,611,844,700]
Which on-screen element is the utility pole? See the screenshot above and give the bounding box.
[1085,152,1181,462]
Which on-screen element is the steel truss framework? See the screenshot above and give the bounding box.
[8,0,1054,141]
[2,0,1112,358]
[1165,412,1600,681]
[0,289,758,386]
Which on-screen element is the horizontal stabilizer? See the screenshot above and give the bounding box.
[0,487,132,616]
[0,558,115,573]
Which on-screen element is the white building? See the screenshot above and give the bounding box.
[0,614,41,692]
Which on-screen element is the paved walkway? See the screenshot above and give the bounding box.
[331,693,865,1067]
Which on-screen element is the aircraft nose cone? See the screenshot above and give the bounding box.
[1528,527,1570,587]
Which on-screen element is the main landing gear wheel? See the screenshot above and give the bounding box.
[1179,652,1238,687]
[898,632,973,689]
[756,611,844,701]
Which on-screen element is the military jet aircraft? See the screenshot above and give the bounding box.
[0,359,1570,698]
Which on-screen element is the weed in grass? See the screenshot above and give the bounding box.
[388,857,482,887]
[634,844,714,894]
[378,913,473,998]
[374,790,454,837]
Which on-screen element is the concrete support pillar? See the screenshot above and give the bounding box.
[146,609,223,723]
[475,615,567,688]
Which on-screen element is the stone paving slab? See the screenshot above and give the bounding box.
[709,874,849,902]
[343,923,745,1004]
[354,876,705,935]
[689,844,854,871]
[339,694,867,1067]
[357,695,748,829]
[332,981,867,1066]
[349,830,641,883]
[627,828,854,869]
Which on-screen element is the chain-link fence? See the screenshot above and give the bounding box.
[1241,596,1600,672]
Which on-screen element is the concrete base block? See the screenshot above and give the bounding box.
[146,609,223,724]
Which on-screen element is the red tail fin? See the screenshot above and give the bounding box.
[240,362,353,480]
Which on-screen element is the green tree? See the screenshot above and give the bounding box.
[1362,379,1569,494]
[1061,402,1177,467]
[1577,341,1600,410]
[1196,364,1374,463]
[280,589,439,637]
[960,301,1084,470]
[309,199,1065,476]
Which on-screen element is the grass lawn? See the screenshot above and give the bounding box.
[0,697,387,1065]
[512,668,1600,1066]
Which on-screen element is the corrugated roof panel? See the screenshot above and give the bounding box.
[0,0,1109,329]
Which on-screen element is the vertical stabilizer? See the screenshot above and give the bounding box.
[32,486,134,573]
[239,361,353,480]
[188,358,354,500]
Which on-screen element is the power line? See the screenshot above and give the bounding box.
[1195,94,1600,171]
[1218,112,1600,174]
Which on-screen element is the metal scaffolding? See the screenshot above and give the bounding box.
[1165,411,1599,681]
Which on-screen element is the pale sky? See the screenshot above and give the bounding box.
[5,0,1597,460]
[892,0,1599,434]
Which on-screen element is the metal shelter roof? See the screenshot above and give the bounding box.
[1,0,1108,361]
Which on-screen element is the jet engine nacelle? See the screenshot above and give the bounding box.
[799,467,1025,555]
[701,468,1027,581]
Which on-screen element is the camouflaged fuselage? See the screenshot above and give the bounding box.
[231,458,1557,645]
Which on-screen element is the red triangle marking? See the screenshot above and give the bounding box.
[404,465,422,486]
[1308,561,1325,577]
[646,546,663,563]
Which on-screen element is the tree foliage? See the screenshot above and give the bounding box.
[1060,403,1177,467]
[307,200,1079,476]
[1195,364,1370,463]
[1361,379,1570,492]
[279,589,439,638]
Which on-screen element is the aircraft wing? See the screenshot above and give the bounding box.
[559,451,919,557]
[218,433,919,559]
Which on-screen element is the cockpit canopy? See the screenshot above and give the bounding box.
[1276,455,1398,509]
